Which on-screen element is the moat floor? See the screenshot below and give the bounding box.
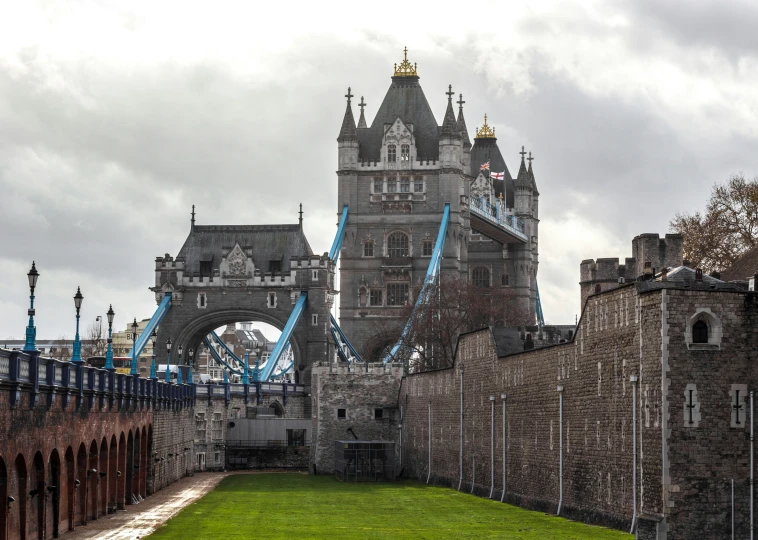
[146,473,632,539]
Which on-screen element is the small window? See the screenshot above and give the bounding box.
[422,240,433,257]
[472,267,490,288]
[198,293,207,308]
[337,408,346,419]
[311,314,319,326]
[414,177,424,192]
[359,287,367,307]
[267,292,277,308]
[214,452,220,463]
[287,429,306,447]
[269,260,281,273]
[200,261,213,277]
[374,408,383,420]
[363,241,374,257]
[387,180,397,193]
[501,274,509,286]
[692,320,708,343]
[400,144,410,161]
[595,284,602,294]
[387,145,396,163]
[387,232,409,257]
[370,290,383,306]
[387,283,409,306]
[311,269,319,281]
[373,178,384,193]
[400,177,410,193]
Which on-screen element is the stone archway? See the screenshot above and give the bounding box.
[48,449,61,539]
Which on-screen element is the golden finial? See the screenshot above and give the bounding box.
[475,113,496,139]
[393,46,418,77]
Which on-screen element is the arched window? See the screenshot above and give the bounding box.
[363,241,374,257]
[692,320,708,343]
[401,144,410,161]
[422,239,433,257]
[595,284,602,294]
[472,267,490,288]
[387,232,409,257]
[501,273,509,286]
[270,402,284,417]
[387,145,397,163]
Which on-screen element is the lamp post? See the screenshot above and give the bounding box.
[149,330,157,379]
[165,338,172,383]
[242,349,250,385]
[223,367,229,384]
[105,305,115,370]
[23,262,40,352]
[188,348,194,384]
[71,287,84,363]
[177,345,183,385]
[130,318,138,375]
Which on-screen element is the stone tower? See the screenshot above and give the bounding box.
[336,49,539,361]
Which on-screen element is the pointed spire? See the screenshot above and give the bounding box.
[357,96,367,129]
[337,87,357,142]
[298,203,303,229]
[456,93,471,149]
[527,151,539,195]
[191,204,195,231]
[515,145,530,188]
[440,84,460,139]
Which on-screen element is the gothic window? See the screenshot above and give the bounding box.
[363,241,374,257]
[311,314,319,326]
[400,177,410,193]
[595,284,602,294]
[501,273,509,286]
[387,145,397,163]
[387,232,409,257]
[197,293,207,309]
[267,292,277,308]
[387,180,397,193]
[472,267,490,288]
[692,320,708,343]
[414,177,424,192]
[422,239,433,257]
[370,289,383,306]
[373,178,384,193]
[401,144,410,161]
[387,283,409,306]
[359,287,367,307]
[211,412,223,440]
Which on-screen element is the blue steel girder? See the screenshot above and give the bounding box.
[210,330,243,366]
[202,336,242,375]
[259,292,307,381]
[535,281,546,327]
[329,206,349,264]
[330,314,362,364]
[127,293,172,359]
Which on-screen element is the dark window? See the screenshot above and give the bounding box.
[414,177,424,192]
[693,320,709,343]
[269,260,281,273]
[422,240,433,257]
[287,429,306,447]
[387,232,409,257]
[373,178,383,193]
[501,274,509,286]
[359,287,367,307]
[200,261,212,277]
[472,267,490,288]
[387,180,397,193]
[387,283,409,306]
[400,177,410,192]
[337,408,346,419]
[387,145,396,162]
[594,284,602,293]
[400,144,410,161]
[370,290,383,306]
[374,408,383,420]
[363,241,374,257]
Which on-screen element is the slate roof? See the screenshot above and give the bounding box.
[720,245,758,281]
[471,137,514,207]
[357,75,441,161]
[338,102,357,142]
[659,266,723,284]
[492,327,525,357]
[177,224,313,274]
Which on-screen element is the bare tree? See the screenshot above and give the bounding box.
[369,274,533,372]
[51,336,70,362]
[670,174,758,272]
[85,317,107,357]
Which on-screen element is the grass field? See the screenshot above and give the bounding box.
[148,473,632,539]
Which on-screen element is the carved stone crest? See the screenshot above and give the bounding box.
[227,244,247,276]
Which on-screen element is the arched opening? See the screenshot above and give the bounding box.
[117,433,126,510]
[692,320,708,343]
[86,442,97,521]
[64,447,74,532]
[133,429,141,502]
[140,427,148,498]
[146,426,153,497]
[48,449,61,539]
[387,232,409,258]
[11,454,27,540]
[99,438,108,517]
[76,444,87,525]
[594,284,602,294]
[269,401,284,417]
[125,431,134,505]
[29,452,44,540]
[108,436,117,513]
[0,457,7,540]
[472,267,490,288]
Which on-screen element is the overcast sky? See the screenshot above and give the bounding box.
[1,0,756,339]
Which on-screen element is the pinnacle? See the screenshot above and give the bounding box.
[337,101,357,142]
[440,93,460,140]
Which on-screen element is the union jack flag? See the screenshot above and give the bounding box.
[479,161,490,171]
[491,171,505,181]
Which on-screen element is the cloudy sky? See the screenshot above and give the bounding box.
[1,0,756,339]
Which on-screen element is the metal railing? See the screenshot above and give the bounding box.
[470,196,527,241]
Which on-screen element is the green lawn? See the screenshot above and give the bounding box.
[148,473,632,539]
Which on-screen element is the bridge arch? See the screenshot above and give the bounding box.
[0,457,6,540]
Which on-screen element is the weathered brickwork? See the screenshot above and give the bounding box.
[310,364,403,474]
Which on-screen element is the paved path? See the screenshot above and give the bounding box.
[65,472,230,540]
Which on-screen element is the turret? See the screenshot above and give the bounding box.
[439,85,462,170]
[337,87,358,170]
[514,146,532,216]
[456,93,471,174]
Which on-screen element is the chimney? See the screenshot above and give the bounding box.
[661,267,668,281]
[643,261,652,281]
[683,259,691,268]
[709,271,721,280]
[695,268,703,281]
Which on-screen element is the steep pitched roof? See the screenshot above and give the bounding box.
[357,76,440,161]
[177,224,313,274]
[720,245,758,281]
[527,158,539,196]
[470,137,513,207]
[457,107,471,149]
[515,153,530,189]
[440,96,460,139]
[337,101,357,142]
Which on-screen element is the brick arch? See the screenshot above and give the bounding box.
[0,456,6,540]
[11,454,27,540]
[133,429,141,502]
[87,441,98,521]
[108,436,117,513]
[98,438,108,518]
[117,433,126,511]
[64,447,74,532]
[140,426,148,499]
[146,426,153,496]
[29,452,44,540]
[48,449,61,539]
[125,431,134,506]
[76,443,86,524]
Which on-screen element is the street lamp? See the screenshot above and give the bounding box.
[130,318,138,375]
[149,330,157,379]
[242,347,250,385]
[23,261,40,352]
[177,345,184,384]
[165,338,172,383]
[71,287,84,363]
[105,305,115,370]
[188,348,194,384]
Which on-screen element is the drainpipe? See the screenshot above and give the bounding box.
[501,393,507,503]
[751,390,754,540]
[458,367,464,491]
[489,395,495,498]
[557,385,564,516]
[630,374,638,534]
[427,401,432,484]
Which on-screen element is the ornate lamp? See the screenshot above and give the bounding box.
[105,305,115,370]
[23,262,39,352]
[188,348,194,384]
[130,318,138,375]
[177,345,184,384]
[149,330,157,379]
[165,338,172,383]
[71,287,84,363]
